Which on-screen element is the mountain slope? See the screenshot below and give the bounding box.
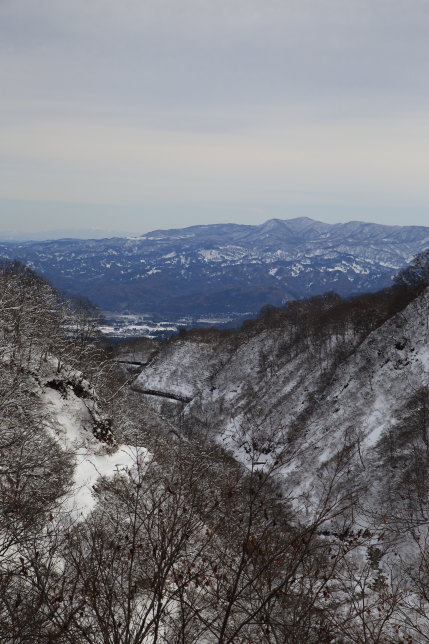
[134,286,429,520]
[128,284,429,639]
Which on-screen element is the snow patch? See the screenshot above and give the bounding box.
[65,445,145,520]
[43,376,149,521]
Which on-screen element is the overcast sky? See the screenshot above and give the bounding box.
[1,0,428,237]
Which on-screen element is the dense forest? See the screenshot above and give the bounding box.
[1,254,429,643]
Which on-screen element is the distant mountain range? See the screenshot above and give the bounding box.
[1,217,428,318]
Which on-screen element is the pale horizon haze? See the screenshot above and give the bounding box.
[1,1,429,238]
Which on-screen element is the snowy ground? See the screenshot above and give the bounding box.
[63,445,144,520]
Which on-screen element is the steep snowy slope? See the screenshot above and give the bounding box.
[134,288,429,520]
[278,289,429,512]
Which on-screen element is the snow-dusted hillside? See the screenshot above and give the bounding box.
[0,262,147,523]
[135,287,429,519]
[2,345,145,524]
[127,284,429,640]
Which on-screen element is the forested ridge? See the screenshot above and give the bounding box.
[1,256,429,643]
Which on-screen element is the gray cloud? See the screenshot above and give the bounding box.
[1,0,428,232]
[3,1,428,111]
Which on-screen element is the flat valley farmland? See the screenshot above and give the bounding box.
[99,311,246,340]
